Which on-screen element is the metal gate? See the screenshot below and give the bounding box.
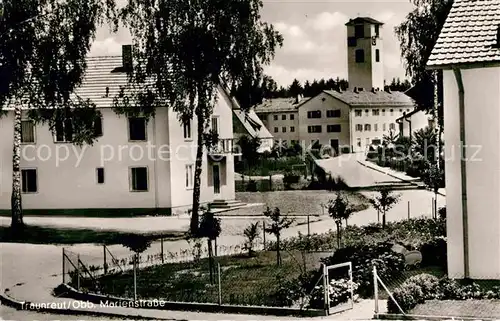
[323,261,354,315]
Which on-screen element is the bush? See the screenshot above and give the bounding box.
[246,180,257,192]
[420,237,447,268]
[307,277,359,309]
[321,242,405,298]
[438,206,446,220]
[283,170,301,188]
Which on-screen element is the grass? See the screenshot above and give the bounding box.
[237,156,306,176]
[0,225,185,245]
[87,250,323,307]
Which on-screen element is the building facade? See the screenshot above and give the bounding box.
[396,109,434,138]
[427,0,500,280]
[0,52,238,217]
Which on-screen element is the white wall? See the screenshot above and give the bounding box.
[399,111,433,137]
[259,111,300,146]
[443,67,500,280]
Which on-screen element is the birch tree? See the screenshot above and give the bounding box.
[116,0,282,235]
[0,0,117,231]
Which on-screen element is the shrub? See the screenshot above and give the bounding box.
[438,206,446,220]
[246,180,257,192]
[387,274,439,313]
[283,170,301,189]
[420,237,447,268]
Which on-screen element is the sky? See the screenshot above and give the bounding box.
[90,0,416,88]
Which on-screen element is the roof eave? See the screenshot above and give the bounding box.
[427,60,500,70]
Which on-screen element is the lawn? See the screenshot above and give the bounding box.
[87,250,327,307]
[0,225,184,245]
[235,190,370,216]
[411,300,500,319]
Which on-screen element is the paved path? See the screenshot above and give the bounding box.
[2,155,445,320]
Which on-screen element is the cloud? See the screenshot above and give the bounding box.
[311,12,349,31]
[90,38,123,56]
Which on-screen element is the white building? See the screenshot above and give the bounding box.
[232,102,274,153]
[427,0,500,280]
[396,109,435,138]
[0,47,240,217]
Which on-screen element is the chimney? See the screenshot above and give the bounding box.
[122,45,133,71]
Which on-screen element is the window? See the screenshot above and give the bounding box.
[183,119,192,140]
[326,109,341,118]
[274,127,278,133]
[55,118,73,142]
[307,125,322,133]
[355,49,365,63]
[290,126,295,132]
[375,25,380,37]
[383,123,387,131]
[21,169,37,193]
[282,114,286,120]
[365,109,369,116]
[128,117,146,141]
[96,168,105,184]
[375,49,380,62]
[357,138,361,147]
[389,123,396,131]
[374,124,378,131]
[372,109,379,116]
[355,110,362,117]
[407,109,411,112]
[364,124,371,131]
[290,114,295,120]
[382,109,386,116]
[94,116,103,137]
[347,37,357,47]
[21,120,35,144]
[355,124,363,132]
[390,109,394,116]
[354,24,364,38]
[273,115,278,121]
[327,124,341,132]
[185,164,194,189]
[399,109,403,114]
[211,116,220,134]
[307,110,321,118]
[282,127,286,133]
[130,167,148,192]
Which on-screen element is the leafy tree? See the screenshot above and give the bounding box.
[263,207,294,266]
[1,0,116,231]
[198,210,222,284]
[395,0,454,165]
[237,135,261,167]
[117,0,283,235]
[243,222,260,257]
[288,78,302,98]
[383,129,399,147]
[413,126,438,163]
[369,188,400,229]
[325,192,355,248]
[120,234,152,268]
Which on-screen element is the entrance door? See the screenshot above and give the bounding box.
[330,139,339,156]
[213,164,221,196]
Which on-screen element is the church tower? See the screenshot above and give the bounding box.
[346,17,384,91]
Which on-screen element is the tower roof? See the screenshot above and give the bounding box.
[345,17,384,26]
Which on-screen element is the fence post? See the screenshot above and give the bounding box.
[269,175,272,191]
[407,201,410,220]
[218,263,222,305]
[103,245,107,275]
[77,254,80,291]
[307,215,310,236]
[323,263,328,315]
[431,198,435,218]
[214,238,218,257]
[373,264,379,317]
[161,238,164,264]
[377,209,380,224]
[262,221,266,250]
[133,255,137,301]
[62,248,65,284]
[434,197,437,219]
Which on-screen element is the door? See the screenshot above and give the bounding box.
[330,139,339,156]
[213,164,221,196]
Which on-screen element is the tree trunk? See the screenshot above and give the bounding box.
[11,105,23,231]
[190,110,205,235]
[336,222,341,248]
[208,238,214,284]
[276,234,281,266]
[382,211,386,229]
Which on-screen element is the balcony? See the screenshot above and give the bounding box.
[208,138,242,156]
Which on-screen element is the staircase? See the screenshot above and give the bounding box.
[209,199,247,210]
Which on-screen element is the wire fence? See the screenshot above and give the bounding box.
[373,265,500,320]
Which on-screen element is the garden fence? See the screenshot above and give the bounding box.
[373,265,500,320]
[61,241,329,311]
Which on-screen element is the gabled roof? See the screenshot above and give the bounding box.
[253,98,304,113]
[427,0,500,68]
[233,109,273,139]
[323,90,414,107]
[345,17,384,26]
